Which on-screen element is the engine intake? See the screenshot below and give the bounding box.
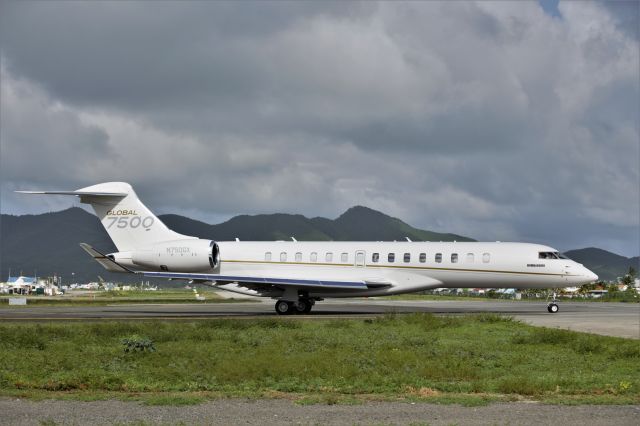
[209,240,220,269]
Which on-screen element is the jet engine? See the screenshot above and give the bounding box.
[110,239,219,272]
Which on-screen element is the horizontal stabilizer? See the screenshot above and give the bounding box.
[79,243,134,273]
[16,190,127,197]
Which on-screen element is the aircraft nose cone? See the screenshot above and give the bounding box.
[586,270,598,282]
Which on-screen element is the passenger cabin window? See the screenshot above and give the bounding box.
[466,253,474,263]
[482,253,490,263]
[310,252,318,262]
[388,253,395,263]
[404,253,411,263]
[265,252,272,261]
[341,253,348,262]
[419,253,426,263]
[372,253,380,263]
[451,253,458,263]
[435,253,442,263]
[280,252,287,262]
[326,252,333,262]
[295,252,302,262]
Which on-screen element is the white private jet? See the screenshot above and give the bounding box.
[19,182,598,314]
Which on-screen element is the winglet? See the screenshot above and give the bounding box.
[79,243,135,273]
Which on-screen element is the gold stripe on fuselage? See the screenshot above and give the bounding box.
[221,259,573,277]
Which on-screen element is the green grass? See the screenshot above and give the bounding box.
[0,314,638,405]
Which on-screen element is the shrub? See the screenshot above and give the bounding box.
[121,335,156,353]
[497,377,551,395]
[474,313,514,323]
[511,327,576,345]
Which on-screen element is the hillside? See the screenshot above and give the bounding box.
[564,247,639,282]
[1,206,473,283]
[1,207,635,284]
[1,208,116,283]
[160,206,472,243]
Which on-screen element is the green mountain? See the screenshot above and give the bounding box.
[161,206,473,243]
[1,206,472,283]
[564,247,639,282]
[1,207,636,284]
[0,208,117,283]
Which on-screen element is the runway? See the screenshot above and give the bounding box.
[0,299,638,339]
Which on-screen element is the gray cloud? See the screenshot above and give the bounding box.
[0,1,638,256]
[598,0,639,41]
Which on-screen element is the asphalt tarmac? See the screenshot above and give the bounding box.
[1,298,638,338]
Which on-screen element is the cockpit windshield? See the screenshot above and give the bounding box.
[539,251,571,260]
[539,252,557,259]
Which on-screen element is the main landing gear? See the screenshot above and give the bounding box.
[547,291,559,313]
[275,298,314,315]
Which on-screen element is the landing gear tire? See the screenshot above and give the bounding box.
[294,299,313,314]
[275,300,294,315]
[547,303,559,313]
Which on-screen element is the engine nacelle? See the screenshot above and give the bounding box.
[111,239,219,272]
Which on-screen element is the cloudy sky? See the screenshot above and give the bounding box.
[1,1,638,256]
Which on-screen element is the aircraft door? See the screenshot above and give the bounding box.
[562,263,572,282]
[355,250,366,267]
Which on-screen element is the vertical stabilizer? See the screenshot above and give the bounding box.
[18,182,195,251]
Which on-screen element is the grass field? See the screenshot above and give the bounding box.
[0,314,638,406]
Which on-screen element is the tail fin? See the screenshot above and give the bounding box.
[18,182,194,251]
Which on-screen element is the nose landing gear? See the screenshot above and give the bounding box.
[547,291,559,313]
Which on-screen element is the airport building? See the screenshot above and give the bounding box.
[1,276,61,296]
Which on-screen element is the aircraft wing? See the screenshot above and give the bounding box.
[79,243,393,290]
[140,271,371,290]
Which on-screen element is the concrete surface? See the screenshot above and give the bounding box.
[0,299,637,339]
